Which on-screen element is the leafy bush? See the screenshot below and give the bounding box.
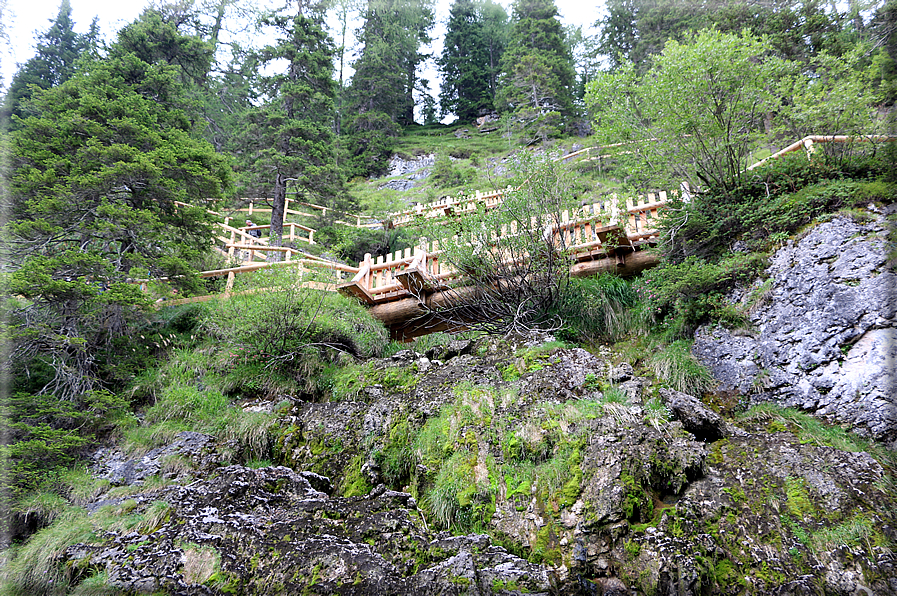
[202,269,388,397]
[635,254,761,339]
[431,153,475,189]
[661,153,896,260]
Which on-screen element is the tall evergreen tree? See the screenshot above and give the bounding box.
[343,0,434,175]
[496,0,576,142]
[3,0,97,125]
[439,0,507,122]
[6,25,231,399]
[242,7,343,256]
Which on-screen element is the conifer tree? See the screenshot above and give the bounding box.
[3,0,97,125]
[439,0,507,122]
[343,0,434,175]
[496,0,576,142]
[6,20,231,399]
[241,6,343,255]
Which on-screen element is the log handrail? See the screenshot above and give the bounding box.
[161,135,894,313]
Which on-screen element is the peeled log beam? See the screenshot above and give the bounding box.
[369,251,660,326]
[369,286,482,326]
[570,250,659,278]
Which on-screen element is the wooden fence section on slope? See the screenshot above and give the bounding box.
[338,189,678,305]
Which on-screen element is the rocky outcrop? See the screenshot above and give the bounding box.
[46,333,897,595]
[693,215,897,444]
[63,466,554,595]
[379,154,437,191]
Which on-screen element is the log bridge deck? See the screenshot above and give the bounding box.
[335,188,678,337]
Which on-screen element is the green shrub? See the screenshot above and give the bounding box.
[202,269,388,398]
[636,254,760,339]
[660,153,896,260]
[432,153,476,189]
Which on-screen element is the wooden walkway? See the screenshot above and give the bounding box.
[153,135,896,324]
[336,188,677,306]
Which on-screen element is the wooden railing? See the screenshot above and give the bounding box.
[159,135,894,310]
[338,188,681,304]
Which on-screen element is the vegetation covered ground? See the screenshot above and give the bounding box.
[1,0,896,593]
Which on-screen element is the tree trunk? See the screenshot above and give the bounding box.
[270,172,286,262]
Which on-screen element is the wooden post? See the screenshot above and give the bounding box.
[363,253,373,291]
[224,271,235,297]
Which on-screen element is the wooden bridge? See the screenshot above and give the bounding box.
[154,135,895,335]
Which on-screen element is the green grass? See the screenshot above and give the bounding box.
[0,498,167,595]
[737,403,897,478]
[809,514,889,555]
[648,340,716,396]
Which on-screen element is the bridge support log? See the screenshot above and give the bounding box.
[369,250,660,329]
[369,286,482,326]
[569,249,659,278]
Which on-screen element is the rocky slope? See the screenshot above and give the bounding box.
[693,215,896,445]
[20,213,894,595]
[60,328,895,595]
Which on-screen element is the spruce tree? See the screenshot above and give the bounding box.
[496,0,576,142]
[439,0,506,122]
[6,25,231,399]
[343,0,434,176]
[241,7,343,255]
[3,0,96,125]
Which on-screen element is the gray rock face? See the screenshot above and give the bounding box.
[693,216,897,443]
[387,153,436,177]
[660,388,726,442]
[62,466,553,595]
[92,432,218,486]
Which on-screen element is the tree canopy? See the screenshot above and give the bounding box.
[496,0,576,142]
[5,20,231,399]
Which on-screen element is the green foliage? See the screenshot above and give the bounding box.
[635,254,761,338]
[431,153,476,189]
[1,0,96,126]
[0,497,171,595]
[439,0,508,121]
[203,269,388,397]
[647,340,715,396]
[661,155,897,260]
[0,390,132,501]
[5,21,231,400]
[343,0,435,176]
[588,29,788,191]
[496,0,576,142]
[240,10,345,230]
[552,274,646,344]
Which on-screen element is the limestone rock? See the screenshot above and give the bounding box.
[660,388,727,442]
[693,216,897,443]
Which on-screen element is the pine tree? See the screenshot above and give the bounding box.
[496,0,576,142]
[439,0,507,122]
[241,7,343,256]
[6,25,231,399]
